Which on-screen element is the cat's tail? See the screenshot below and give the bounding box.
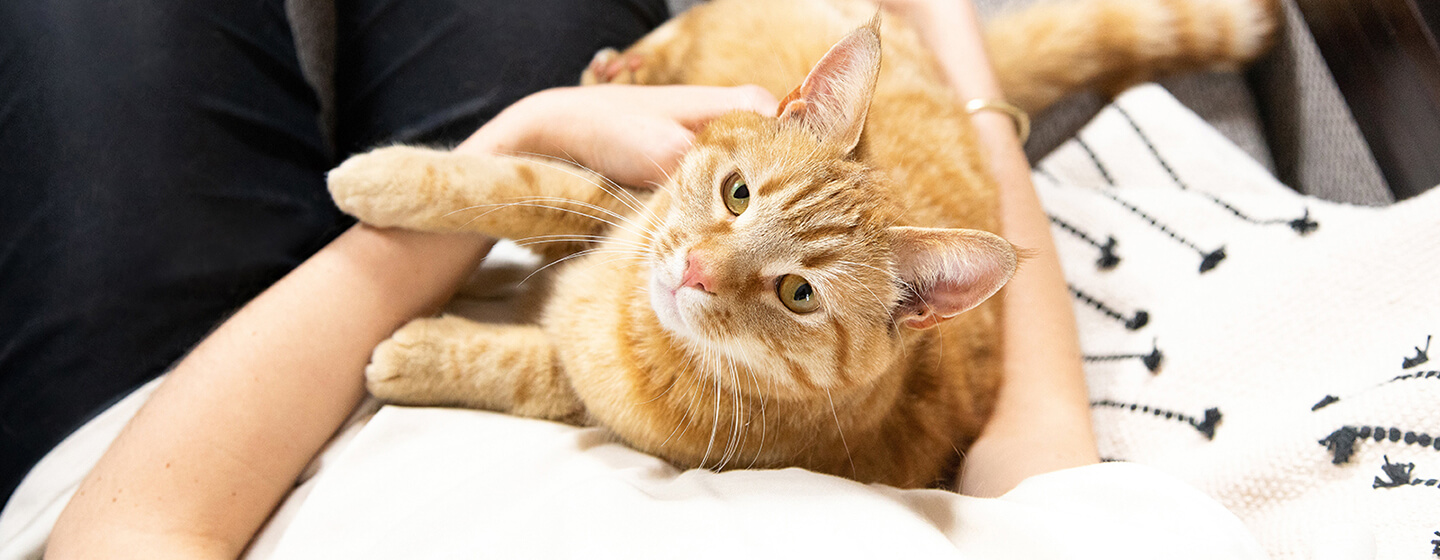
[985,0,1281,114]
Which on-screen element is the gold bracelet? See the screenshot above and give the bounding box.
[964,98,1030,144]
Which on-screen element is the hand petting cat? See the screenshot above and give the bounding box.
[458,84,778,189]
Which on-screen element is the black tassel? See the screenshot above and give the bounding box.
[1141,344,1164,374]
[1311,395,1340,411]
[1373,455,1414,488]
[1199,247,1227,273]
[1098,237,1121,270]
[1404,335,1431,369]
[1124,310,1150,331]
[1319,426,1360,464]
[1289,208,1319,235]
[1193,408,1221,440]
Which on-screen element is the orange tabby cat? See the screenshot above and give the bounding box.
[327,0,1278,488]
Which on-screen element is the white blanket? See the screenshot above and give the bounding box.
[1041,85,1440,559]
[3,85,1435,559]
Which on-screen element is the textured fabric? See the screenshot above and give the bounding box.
[667,0,705,15]
[1041,85,1438,559]
[965,0,1278,173]
[1249,0,1392,206]
[979,0,1393,206]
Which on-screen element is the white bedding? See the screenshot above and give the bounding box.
[1043,85,1440,560]
[4,85,1437,559]
[261,408,1261,559]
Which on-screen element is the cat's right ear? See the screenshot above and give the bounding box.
[777,14,882,154]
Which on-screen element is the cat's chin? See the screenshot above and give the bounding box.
[648,274,700,342]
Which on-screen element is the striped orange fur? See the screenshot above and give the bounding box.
[329,0,1279,488]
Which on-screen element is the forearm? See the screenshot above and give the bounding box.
[960,137,1099,496]
[904,1,1098,495]
[47,226,491,558]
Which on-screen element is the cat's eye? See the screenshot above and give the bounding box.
[777,274,819,314]
[722,172,749,216]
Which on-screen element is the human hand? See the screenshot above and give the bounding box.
[459,84,778,188]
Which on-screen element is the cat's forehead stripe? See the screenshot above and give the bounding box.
[772,176,834,213]
[793,224,855,242]
[800,249,843,269]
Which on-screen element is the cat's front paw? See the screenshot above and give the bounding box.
[580,48,649,85]
[327,146,445,229]
[580,48,618,85]
[365,318,450,405]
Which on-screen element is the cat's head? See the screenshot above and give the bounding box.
[643,18,1016,396]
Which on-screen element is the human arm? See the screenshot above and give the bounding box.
[878,0,1099,497]
[45,227,491,559]
[45,84,776,559]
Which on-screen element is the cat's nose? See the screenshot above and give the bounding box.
[680,251,716,294]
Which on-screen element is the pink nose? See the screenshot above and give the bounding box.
[680,252,716,294]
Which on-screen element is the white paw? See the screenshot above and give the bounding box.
[365,320,442,401]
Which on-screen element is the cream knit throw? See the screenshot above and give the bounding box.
[1043,85,1440,560]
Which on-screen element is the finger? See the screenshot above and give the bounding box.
[618,85,776,129]
[673,85,780,130]
[623,120,695,189]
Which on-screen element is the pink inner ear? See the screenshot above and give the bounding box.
[890,227,1017,329]
[777,15,881,152]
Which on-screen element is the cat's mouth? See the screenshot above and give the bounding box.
[649,274,694,338]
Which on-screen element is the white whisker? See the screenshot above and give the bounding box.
[641,152,677,191]
[510,195,642,230]
[826,386,857,480]
[512,235,650,252]
[505,151,647,217]
[700,353,722,470]
[518,248,644,285]
[448,200,645,238]
[539,147,648,214]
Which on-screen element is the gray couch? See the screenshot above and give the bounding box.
[283,0,1395,206]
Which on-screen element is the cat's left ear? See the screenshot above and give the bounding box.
[777,14,882,154]
[889,226,1017,330]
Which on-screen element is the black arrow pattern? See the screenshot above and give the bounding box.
[1111,104,1319,236]
[1090,399,1221,440]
